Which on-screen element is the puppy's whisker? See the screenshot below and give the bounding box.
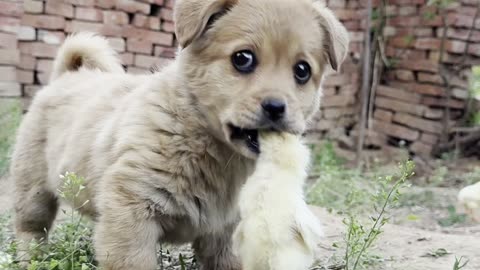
[224,152,237,170]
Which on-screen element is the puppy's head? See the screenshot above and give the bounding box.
[175,0,349,159]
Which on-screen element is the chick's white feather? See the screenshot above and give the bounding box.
[458,182,480,221]
[233,133,323,270]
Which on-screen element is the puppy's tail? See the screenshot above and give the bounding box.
[50,32,124,82]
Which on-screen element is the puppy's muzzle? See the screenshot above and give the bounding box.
[261,98,286,122]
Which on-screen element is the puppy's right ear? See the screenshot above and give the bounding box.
[174,0,237,48]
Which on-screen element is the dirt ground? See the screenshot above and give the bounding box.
[1,175,479,270]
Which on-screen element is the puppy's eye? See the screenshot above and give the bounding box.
[294,61,311,85]
[232,50,257,73]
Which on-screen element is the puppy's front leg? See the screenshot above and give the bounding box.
[193,224,241,270]
[94,205,162,270]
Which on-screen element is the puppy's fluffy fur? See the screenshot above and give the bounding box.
[233,133,322,270]
[10,0,348,269]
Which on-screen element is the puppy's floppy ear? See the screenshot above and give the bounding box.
[312,2,349,71]
[174,0,237,48]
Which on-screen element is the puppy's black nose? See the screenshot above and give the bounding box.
[262,99,286,122]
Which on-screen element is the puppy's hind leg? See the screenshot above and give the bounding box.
[14,187,59,262]
[11,110,58,264]
[193,224,241,270]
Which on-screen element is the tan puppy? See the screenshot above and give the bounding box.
[233,132,323,270]
[10,0,348,269]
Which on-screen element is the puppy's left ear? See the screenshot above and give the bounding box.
[174,0,237,48]
[312,3,349,71]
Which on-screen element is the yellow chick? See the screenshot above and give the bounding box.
[233,132,323,270]
[458,182,480,222]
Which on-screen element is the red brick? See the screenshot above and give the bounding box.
[375,96,425,116]
[376,85,421,102]
[23,0,44,14]
[397,60,439,72]
[468,44,480,57]
[154,46,177,58]
[321,95,355,108]
[165,0,174,8]
[0,49,19,65]
[46,1,74,18]
[116,0,150,15]
[410,141,433,156]
[75,7,103,22]
[17,70,34,84]
[38,30,65,45]
[134,54,171,69]
[18,54,35,70]
[393,113,442,134]
[414,38,441,50]
[324,74,351,87]
[373,120,420,141]
[127,39,153,54]
[138,15,160,30]
[120,53,134,65]
[123,26,174,46]
[0,66,17,82]
[0,32,17,49]
[323,107,356,119]
[0,82,21,97]
[422,96,465,109]
[0,1,22,17]
[17,26,36,41]
[94,0,115,9]
[19,42,58,58]
[424,108,444,119]
[411,83,445,96]
[64,0,95,7]
[160,8,174,21]
[452,88,468,99]
[389,36,414,48]
[162,21,175,33]
[22,14,66,30]
[24,85,40,98]
[399,6,417,16]
[107,38,126,52]
[103,11,129,25]
[37,72,49,85]
[36,59,54,73]
[66,21,123,37]
[0,16,20,34]
[446,40,467,54]
[420,133,439,144]
[417,73,443,84]
[395,70,415,81]
[374,109,393,122]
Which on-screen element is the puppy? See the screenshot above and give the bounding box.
[233,132,322,270]
[10,0,348,269]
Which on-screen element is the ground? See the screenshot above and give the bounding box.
[1,173,479,270]
[1,98,479,269]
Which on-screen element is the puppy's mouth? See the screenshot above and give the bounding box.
[228,124,260,154]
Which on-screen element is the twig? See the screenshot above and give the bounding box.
[356,0,373,166]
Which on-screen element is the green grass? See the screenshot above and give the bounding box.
[307,142,414,270]
[0,99,22,175]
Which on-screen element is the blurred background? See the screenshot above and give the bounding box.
[1,0,480,269]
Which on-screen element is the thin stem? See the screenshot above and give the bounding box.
[351,179,403,270]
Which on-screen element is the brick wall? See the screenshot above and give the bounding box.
[0,0,477,158]
[0,1,22,98]
[370,0,479,157]
[12,0,177,108]
[306,0,362,142]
